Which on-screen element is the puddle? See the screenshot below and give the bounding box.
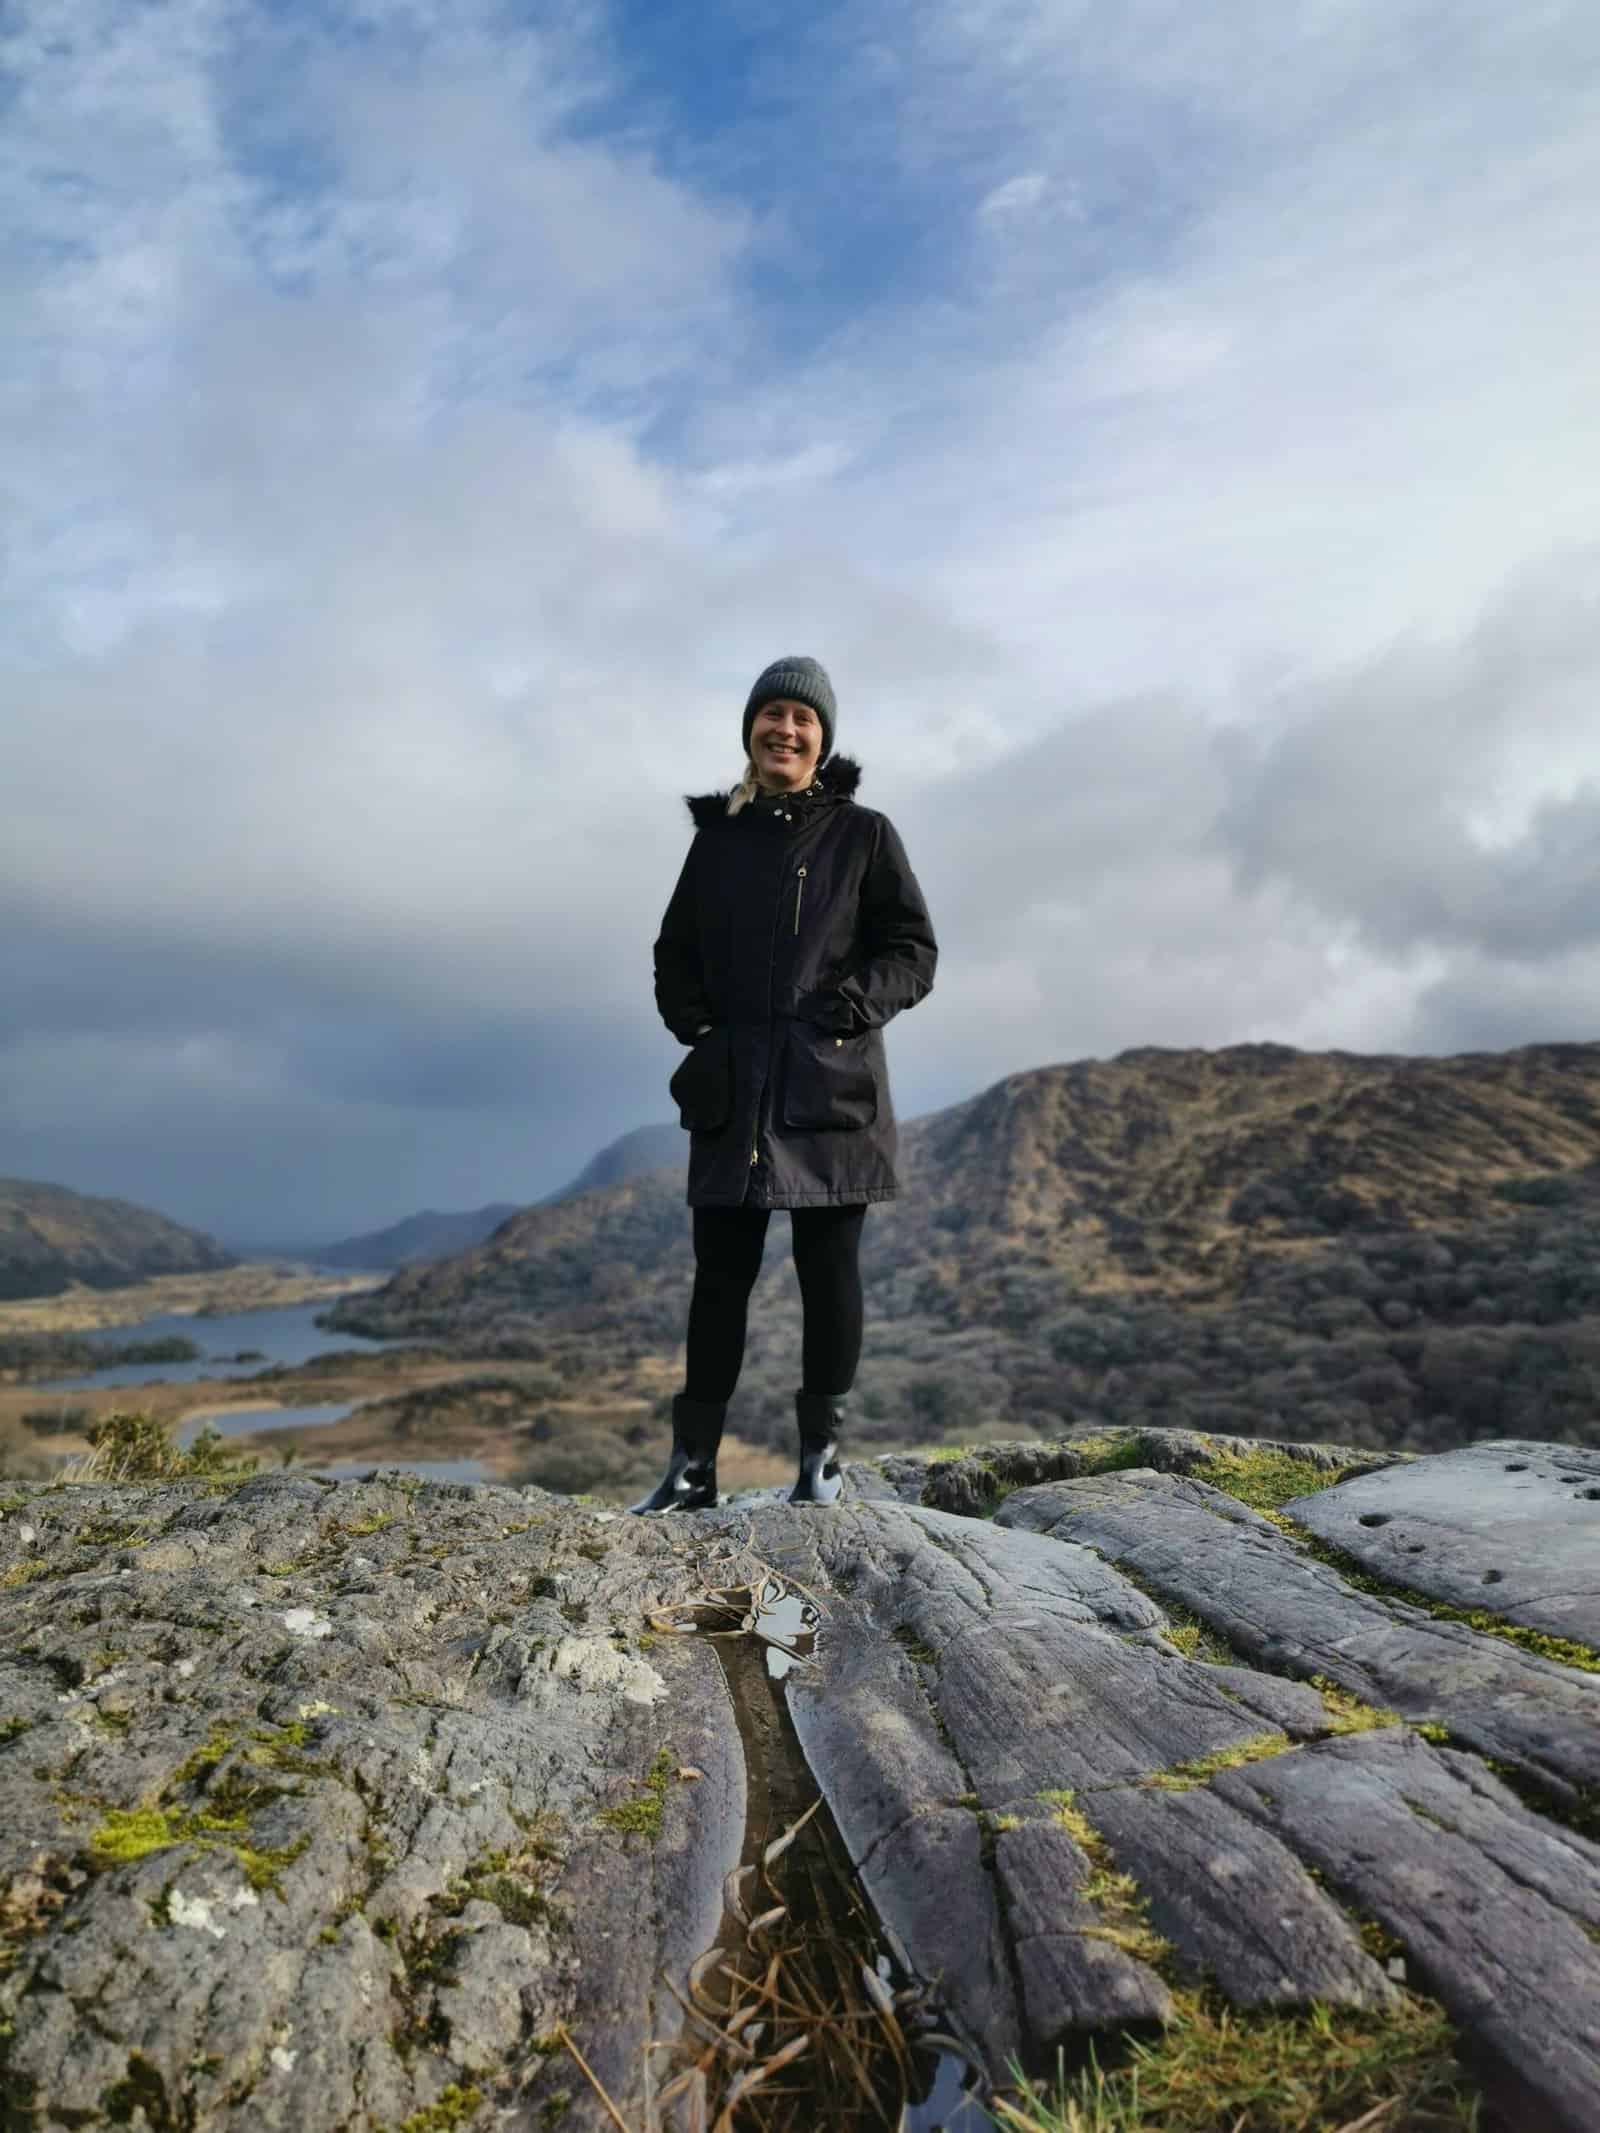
[744,1574,823,1681]
[647,1562,989,2131]
[649,1569,822,1682]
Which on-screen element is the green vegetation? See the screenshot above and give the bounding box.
[1039,1791,1172,1971]
[388,2084,484,2133]
[1141,1592,1234,1666]
[64,1410,259,1485]
[438,1819,566,1930]
[102,2052,180,2130]
[992,1990,1479,2133]
[595,1747,675,1840]
[1311,1679,1401,1734]
[87,1804,309,1894]
[83,1718,322,1894]
[1071,1435,1157,1477]
[1190,1444,1356,1511]
[1,1558,47,1588]
[1144,1732,1294,1792]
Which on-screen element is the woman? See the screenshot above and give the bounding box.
[633,656,938,1511]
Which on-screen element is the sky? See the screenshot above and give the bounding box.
[3,0,1599,1244]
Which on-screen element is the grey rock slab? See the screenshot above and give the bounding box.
[715,1497,1410,2050]
[996,1817,1172,2044]
[0,1477,744,2133]
[743,1498,1305,1800]
[1187,1662,1340,1739]
[1082,1783,1395,2011]
[998,1469,1600,1804]
[852,1805,1028,2071]
[1285,1437,1600,1649]
[1214,1729,1600,2133]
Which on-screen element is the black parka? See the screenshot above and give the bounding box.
[653,755,937,1208]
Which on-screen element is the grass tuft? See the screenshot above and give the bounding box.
[1192,1445,1360,1513]
[992,1989,1480,2133]
[1144,1732,1293,1791]
[1039,1790,1173,1971]
[1310,1678,1401,1735]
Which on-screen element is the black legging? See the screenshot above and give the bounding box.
[684,1204,867,1404]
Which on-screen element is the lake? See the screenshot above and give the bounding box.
[39,1297,387,1390]
[178,1402,492,1486]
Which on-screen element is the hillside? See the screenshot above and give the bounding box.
[0,1177,234,1302]
[311,1202,523,1270]
[308,1126,683,1270]
[325,1042,1600,1463]
[545,1119,681,1202]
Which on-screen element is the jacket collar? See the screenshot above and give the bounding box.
[685,753,862,829]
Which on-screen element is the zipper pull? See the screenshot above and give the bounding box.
[794,864,808,935]
[750,1146,759,1167]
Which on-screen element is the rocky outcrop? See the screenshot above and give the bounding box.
[1284,1436,1600,1647]
[2,1432,1597,2130]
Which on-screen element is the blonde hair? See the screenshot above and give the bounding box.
[726,762,761,816]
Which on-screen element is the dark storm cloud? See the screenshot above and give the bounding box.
[1213,554,1600,965]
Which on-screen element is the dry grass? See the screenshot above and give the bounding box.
[562,1793,961,2133]
[0,1264,374,1336]
[557,1562,981,2133]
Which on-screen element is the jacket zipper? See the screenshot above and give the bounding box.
[793,865,807,935]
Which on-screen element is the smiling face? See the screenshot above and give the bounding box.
[749,698,824,792]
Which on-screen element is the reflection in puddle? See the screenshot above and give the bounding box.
[904,2039,991,2130]
[648,1564,822,1679]
[742,1573,822,1679]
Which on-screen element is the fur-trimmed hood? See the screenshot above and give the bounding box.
[685,753,862,830]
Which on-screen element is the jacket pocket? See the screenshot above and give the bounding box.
[669,1027,733,1133]
[782,1025,877,1132]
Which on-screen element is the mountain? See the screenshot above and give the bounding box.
[324,1040,1600,1456]
[543,1120,682,1202]
[310,1203,524,1271]
[0,1177,235,1301]
[308,1124,682,1270]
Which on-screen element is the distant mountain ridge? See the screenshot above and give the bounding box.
[0,1177,234,1301]
[309,1122,684,1269]
[334,1041,1600,1325]
[544,1121,682,1203]
[326,1041,1600,1456]
[311,1204,524,1271]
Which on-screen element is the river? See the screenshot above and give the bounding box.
[40,1296,492,1486]
[39,1297,387,1390]
[175,1401,491,1486]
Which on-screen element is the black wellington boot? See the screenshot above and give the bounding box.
[788,1391,845,1505]
[628,1394,726,1514]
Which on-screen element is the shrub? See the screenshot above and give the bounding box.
[67,1411,259,1484]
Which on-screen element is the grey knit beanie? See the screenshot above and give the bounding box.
[742,656,836,765]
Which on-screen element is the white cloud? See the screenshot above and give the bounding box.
[978,171,1048,218]
[2,0,1598,1234]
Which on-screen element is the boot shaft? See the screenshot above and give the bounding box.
[672,1392,728,1461]
[790,1390,845,1504]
